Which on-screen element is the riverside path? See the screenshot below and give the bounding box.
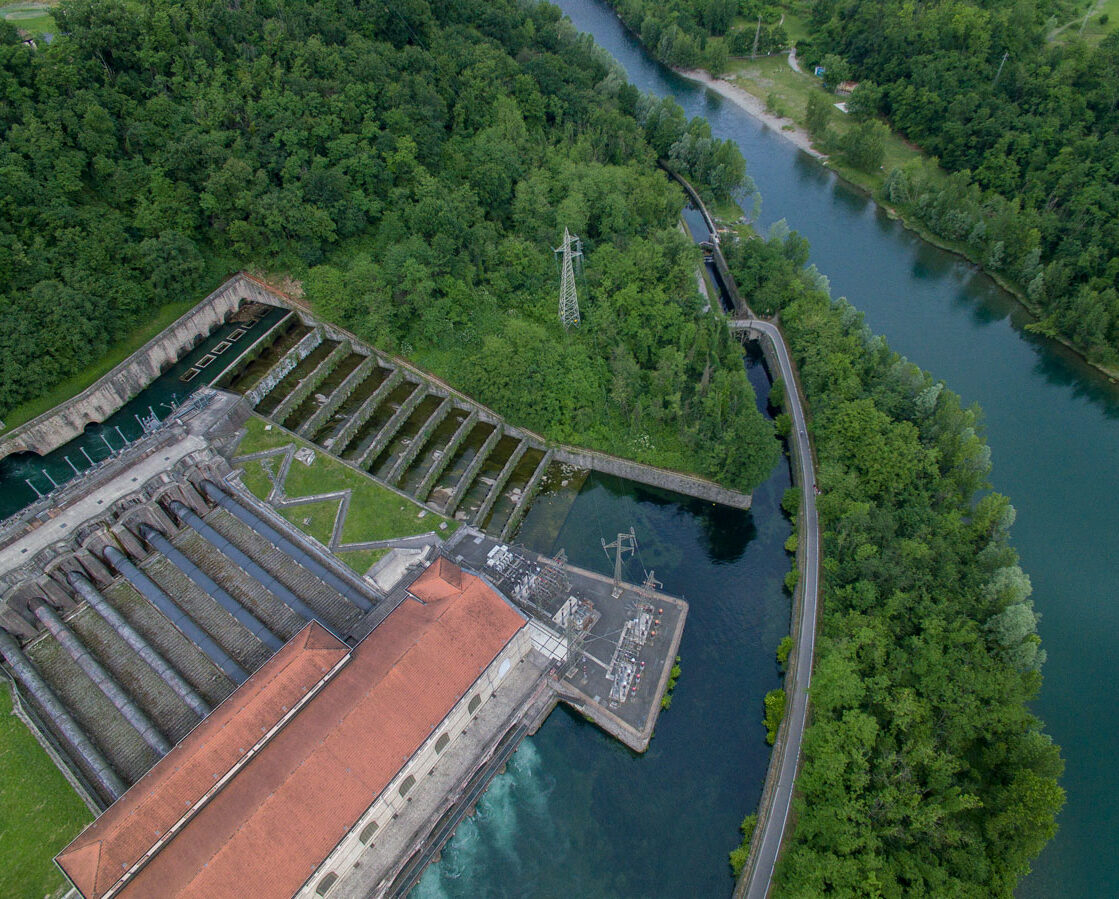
[730,318,821,899]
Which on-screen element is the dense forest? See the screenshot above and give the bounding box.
[0,0,778,490]
[609,0,1119,371]
[797,0,1119,370]
[610,0,789,71]
[725,232,1063,895]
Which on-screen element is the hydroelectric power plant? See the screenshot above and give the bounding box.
[0,275,760,897]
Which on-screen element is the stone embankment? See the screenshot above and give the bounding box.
[0,273,290,463]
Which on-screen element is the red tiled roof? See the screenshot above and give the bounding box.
[57,560,526,899]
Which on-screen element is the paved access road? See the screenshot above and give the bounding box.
[733,319,821,899]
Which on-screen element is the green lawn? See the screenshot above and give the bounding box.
[279,498,340,546]
[234,416,457,547]
[337,547,390,575]
[232,419,299,457]
[0,297,197,435]
[1,3,56,37]
[0,684,92,899]
[725,54,930,194]
[238,459,275,501]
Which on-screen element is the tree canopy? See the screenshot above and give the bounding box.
[723,226,1063,897]
[800,0,1119,369]
[0,0,776,491]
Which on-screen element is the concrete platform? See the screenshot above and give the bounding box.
[450,530,688,753]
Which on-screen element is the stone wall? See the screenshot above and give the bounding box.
[244,328,323,407]
[551,446,752,510]
[0,273,293,463]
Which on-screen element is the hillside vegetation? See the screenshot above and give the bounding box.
[0,0,778,490]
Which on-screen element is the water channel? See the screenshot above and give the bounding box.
[0,305,289,522]
[417,346,793,897]
[543,1,1118,895]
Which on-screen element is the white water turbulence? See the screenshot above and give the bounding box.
[414,740,552,898]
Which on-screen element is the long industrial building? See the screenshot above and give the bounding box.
[56,557,532,898]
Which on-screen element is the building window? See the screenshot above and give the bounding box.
[468,694,481,715]
[399,775,416,798]
[434,733,450,755]
[315,873,338,896]
[359,821,379,845]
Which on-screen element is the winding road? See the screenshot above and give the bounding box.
[730,318,820,899]
[666,163,821,896]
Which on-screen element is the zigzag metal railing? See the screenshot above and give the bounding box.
[273,340,351,426]
[246,328,323,407]
[416,410,478,503]
[386,397,454,486]
[445,427,503,518]
[500,448,554,542]
[356,385,427,470]
[298,354,377,439]
[473,439,529,527]
[330,368,404,456]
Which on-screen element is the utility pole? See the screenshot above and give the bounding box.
[602,528,637,599]
[993,50,1009,88]
[751,15,762,59]
[554,228,582,329]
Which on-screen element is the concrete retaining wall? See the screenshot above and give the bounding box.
[0,271,305,463]
[387,398,454,486]
[552,446,752,510]
[0,288,245,462]
[245,329,323,408]
[273,340,351,424]
[500,450,553,542]
[298,354,376,439]
[418,411,478,503]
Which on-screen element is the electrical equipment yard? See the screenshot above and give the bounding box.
[449,530,687,752]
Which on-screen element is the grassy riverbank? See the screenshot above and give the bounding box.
[723,54,925,193]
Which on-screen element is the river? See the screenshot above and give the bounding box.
[546,1,1118,895]
[417,345,793,897]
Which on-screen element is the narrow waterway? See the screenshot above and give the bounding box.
[0,306,288,521]
[552,1,1119,894]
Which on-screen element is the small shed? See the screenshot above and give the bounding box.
[836,81,859,96]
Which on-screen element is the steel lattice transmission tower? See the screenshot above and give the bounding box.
[554,227,583,329]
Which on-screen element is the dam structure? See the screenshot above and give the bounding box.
[0,276,730,896]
